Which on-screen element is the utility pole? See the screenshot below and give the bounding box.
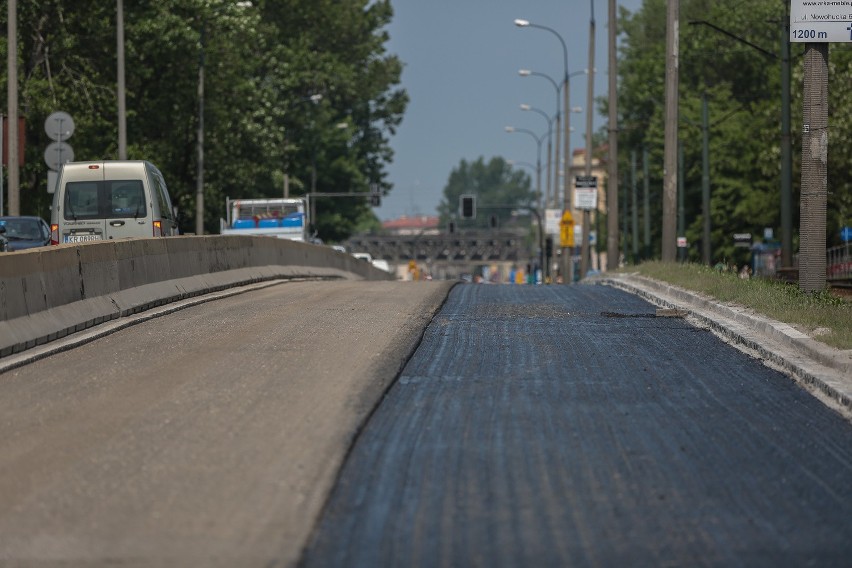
[580,0,595,278]
[662,0,679,262]
[7,0,18,216]
[642,146,650,260]
[780,6,793,269]
[117,0,127,159]
[701,92,711,265]
[799,43,828,292]
[631,150,638,262]
[677,140,685,262]
[606,0,619,270]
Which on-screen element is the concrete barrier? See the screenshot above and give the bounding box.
[0,236,391,357]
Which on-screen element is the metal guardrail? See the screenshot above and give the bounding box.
[827,243,851,282]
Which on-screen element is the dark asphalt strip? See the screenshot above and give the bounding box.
[300,284,852,568]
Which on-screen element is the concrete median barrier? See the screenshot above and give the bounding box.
[0,236,390,357]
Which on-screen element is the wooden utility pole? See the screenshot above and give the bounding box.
[798,43,828,292]
[606,0,619,270]
[580,1,595,278]
[662,0,679,262]
[117,0,127,159]
[7,0,18,216]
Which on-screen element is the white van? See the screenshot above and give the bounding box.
[50,160,179,244]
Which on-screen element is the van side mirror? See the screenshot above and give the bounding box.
[0,226,6,235]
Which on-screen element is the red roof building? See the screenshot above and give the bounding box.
[382,215,440,236]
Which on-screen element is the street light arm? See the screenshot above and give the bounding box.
[516,20,570,78]
[520,104,553,129]
[688,20,777,60]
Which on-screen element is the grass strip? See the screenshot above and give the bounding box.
[619,261,852,351]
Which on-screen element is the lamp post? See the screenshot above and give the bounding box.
[518,69,561,208]
[516,18,584,283]
[196,1,252,235]
[519,104,553,210]
[506,126,547,278]
[515,20,577,208]
[505,127,545,212]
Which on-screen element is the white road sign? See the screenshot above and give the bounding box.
[45,111,75,141]
[44,141,74,170]
[790,1,852,42]
[545,208,562,236]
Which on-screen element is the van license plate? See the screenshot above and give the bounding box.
[64,235,102,243]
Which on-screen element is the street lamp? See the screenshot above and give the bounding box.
[514,19,572,210]
[505,126,545,214]
[519,68,561,208]
[519,104,553,209]
[196,1,252,235]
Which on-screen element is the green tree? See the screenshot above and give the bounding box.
[1,0,406,241]
[437,157,535,230]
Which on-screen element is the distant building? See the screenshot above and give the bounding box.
[382,215,440,236]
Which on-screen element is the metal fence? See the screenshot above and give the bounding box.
[827,243,852,282]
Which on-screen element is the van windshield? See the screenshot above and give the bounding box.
[64,180,147,220]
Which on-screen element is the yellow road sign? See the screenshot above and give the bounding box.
[560,211,575,248]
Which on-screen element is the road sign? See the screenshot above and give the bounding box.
[841,226,852,242]
[677,236,688,248]
[560,210,574,248]
[574,175,598,210]
[790,1,852,43]
[733,233,752,248]
[44,141,74,170]
[45,111,75,142]
[545,208,562,236]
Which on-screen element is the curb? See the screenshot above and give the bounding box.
[595,274,852,415]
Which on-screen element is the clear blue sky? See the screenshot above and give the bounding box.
[376,0,644,221]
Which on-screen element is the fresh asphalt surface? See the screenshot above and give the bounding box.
[302,283,852,567]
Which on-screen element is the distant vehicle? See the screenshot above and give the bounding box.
[0,216,51,251]
[352,252,372,263]
[371,259,391,272]
[50,160,179,244]
[220,197,308,242]
[331,245,347,254]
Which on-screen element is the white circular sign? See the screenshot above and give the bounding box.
[45,111,75,142]
[44,141,74,170]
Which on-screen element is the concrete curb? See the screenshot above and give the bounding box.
[595,274,852,414]
[0,236,392,358]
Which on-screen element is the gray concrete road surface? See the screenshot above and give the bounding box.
[0,280,454,567]
[302,283,852,567]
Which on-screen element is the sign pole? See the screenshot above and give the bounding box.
[790,1,838,291]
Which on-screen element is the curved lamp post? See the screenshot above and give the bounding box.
[505,126,545,211]
[519,104,553,209]
[514,19,572,211]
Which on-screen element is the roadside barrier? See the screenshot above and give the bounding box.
[0,236,390,357]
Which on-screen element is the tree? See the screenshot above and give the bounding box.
[437,157,535,230]
[1,0,406,241]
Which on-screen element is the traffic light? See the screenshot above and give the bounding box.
[545,235,554,259]
[460,195,476,219]
[489,214,498,229]
[370,194,381,207]
[448,221,456,234]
